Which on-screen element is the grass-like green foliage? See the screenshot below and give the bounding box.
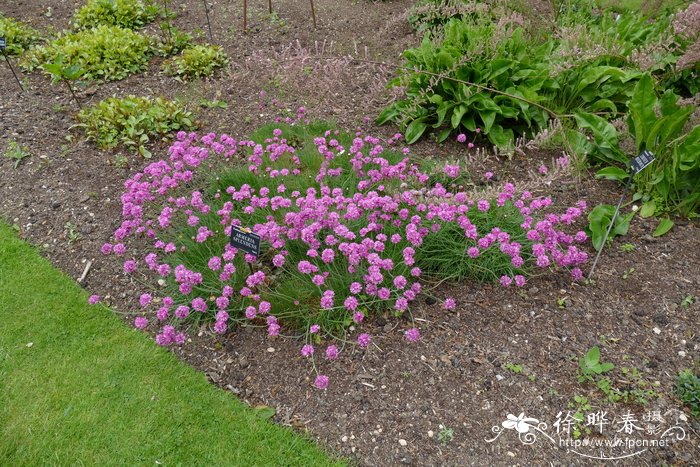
[0,221,341,466]
[154,25,192,57]
[76,95,197,157]
[0,14,41,55]
[572,74,700,216]
[407,0,488,36]
[72,0,159,30]
[2,141,31,168]
[676,369,700,417]
[162,44,229,80]
[21,25,152,81]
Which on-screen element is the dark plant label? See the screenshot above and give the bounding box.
[630,149,655,175]
[230,225,261,257]
[0,37,6,50]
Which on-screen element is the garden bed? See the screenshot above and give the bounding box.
[1,0,699,464]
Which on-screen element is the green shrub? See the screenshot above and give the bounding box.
[161,44,229,80]
[572,74,700,216]
[676,369,700,417]
[75,95,197,157]
[153,25,192,57]
[408,0,488,36]
[0,14,41,55]
[21,25,152,81]
[378,17,556,147]
[72,0,159,30]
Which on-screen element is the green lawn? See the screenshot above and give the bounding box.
[0,221,342,466]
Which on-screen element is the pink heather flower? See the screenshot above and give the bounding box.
[100,243,113,255]
[484,171,493,180]
[410,267,421,277]
[357,333,372,348]
[268,323,280,336]
[139,293,152,308]
[134,317,148,329]
[163,296,174,306]
[538,164,548,175]
[321,248,335,264]
[477,200,490,212]
[123,260,137,273]
[444,164,460,178]
[443,298,456,310]
[310,324,320,334]
[325,345,339,360]
[301,344,314,357]
[216,296,229,309]
[349,282,362,294]
[312,274,325,286]
[499,275,513,287]
[175,305,190,319]
[272,254,285,267]
[245,306,257,319]
[208,256,222,271]
[571,267,584,281]
[192,297,207,312]
[404,328,420,342]
[88,294,101,305]
[393,275,407,289]
[113,243,126,255]
[314,374,329,390]
[514,275,526,287]
[353,311,364,323]
[258,301,271,314]
[467,247,479,258]
[457,133,467,143]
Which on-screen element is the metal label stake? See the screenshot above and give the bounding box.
[587,150,655,280]
[1,38,25,92]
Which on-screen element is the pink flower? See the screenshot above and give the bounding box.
[123,260,137,273]
[404,328,420,342]
[88,294,101,305]
[484,171,493,180]
[139,293,152,308]
[134,317,148,329]
[301,344,314,357]
[310,324,320,334]
[514,275,527,287]
[538,164,548,175]
[457,133,467,143]
[314,374,329,389]
[353,311,364,323]
[357,333,372,348]
[499,275,513,287]
[325,345,339,360]
[443,298,456,310]
[444,165,460,178]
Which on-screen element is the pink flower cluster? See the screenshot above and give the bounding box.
[97,126,590,390]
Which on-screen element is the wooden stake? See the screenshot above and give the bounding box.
[268,0,272,14]
[310,0,317,28]
[243,0,248,33]
[203,0,213,41]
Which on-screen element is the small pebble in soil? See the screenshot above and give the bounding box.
[266,347,275,352]
[427,430,434,438]
[398,439,407,446]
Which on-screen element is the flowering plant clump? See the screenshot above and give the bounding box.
[99,121,589,388]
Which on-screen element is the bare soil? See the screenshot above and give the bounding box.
[1,0,699,465]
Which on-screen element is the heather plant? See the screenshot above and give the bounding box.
[75,95,197,157]
[97,121,590,389]
[0,14,42,55]
[72,0,159,30]
[21,25,152,81]
[161,44,229,80]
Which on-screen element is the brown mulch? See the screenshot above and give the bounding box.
[1,0,699,465]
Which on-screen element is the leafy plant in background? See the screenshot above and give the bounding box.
[578,346,614,383]
[161,44,229,80]
[75,95,197,157]
[2,140,31,168]
[407,0,488,36]
[21,25,152,81]
[0,13,42,55]
[586,204,635,251]
[378,17,556,147]
[153,25,192,57]
[72,0,159,30]
[43,55,86,108]
[675,369,700,417]
[573,74,700,218]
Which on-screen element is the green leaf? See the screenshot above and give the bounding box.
[405,119,428,144]
[627,73,657,152]
[640,200,656,218]
[595,167,628,181]
[653,218,673,237]
[254,405,276,420]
